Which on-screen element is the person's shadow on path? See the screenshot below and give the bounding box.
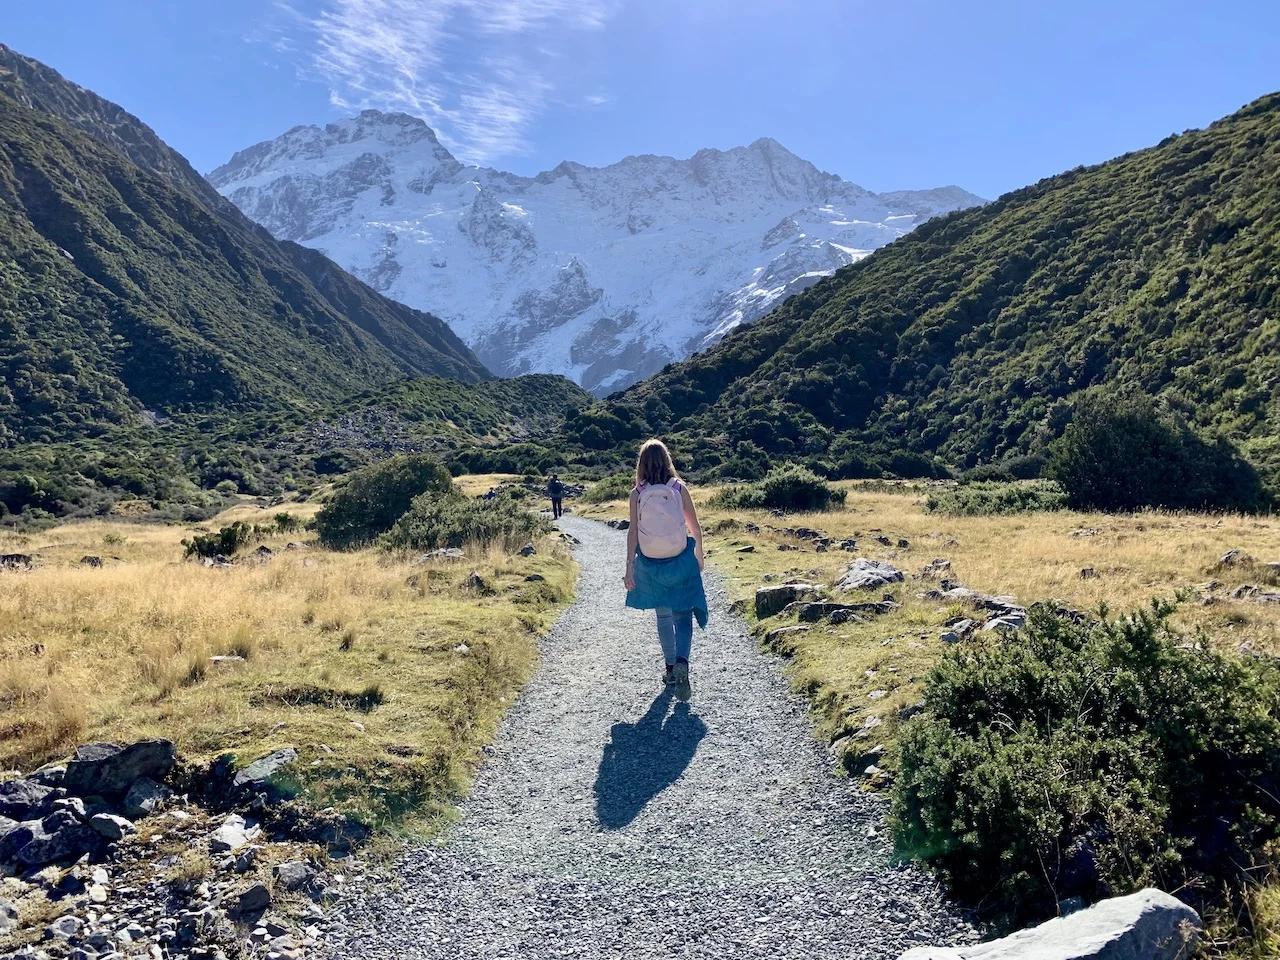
[594,688,708,830]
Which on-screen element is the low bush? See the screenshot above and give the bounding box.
[182,521,256,559]
[314,455,455,549]
[893,601,1280,928]
[925,480,1068,516]
[711,465,847,512]
[380,491,551,551]
[1046,397,1270,512]
[581,473,634,504]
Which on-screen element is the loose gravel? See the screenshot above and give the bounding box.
[328,516,975,959]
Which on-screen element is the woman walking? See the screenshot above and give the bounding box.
[623,439,707,701]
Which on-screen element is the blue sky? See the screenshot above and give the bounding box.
[4,0,1279,199]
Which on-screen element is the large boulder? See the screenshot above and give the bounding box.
[0,779,59,820]
[62,740,176,797]
[755,583,820,619]
[836,559,905,592]
[899,888,1200,960]
[14,811,100,868]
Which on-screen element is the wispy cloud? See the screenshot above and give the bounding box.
[272,0,618,164]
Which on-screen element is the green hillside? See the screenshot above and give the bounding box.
[1,374,592,524]
[0,45,489,446]
[578,93,1280,490]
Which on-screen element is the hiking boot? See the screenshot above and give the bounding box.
[663,664,675,685]
[673,660,691,701]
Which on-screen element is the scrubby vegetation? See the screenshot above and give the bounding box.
[710,465,846,512]
[1046,396,1268,512]
[315,455,455,549]
[381,490,551,551]
[581,472,634,504]
[925,480,1068,516]
[893,601,1280,930]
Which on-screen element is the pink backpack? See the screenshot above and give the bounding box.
[636,479,688,558]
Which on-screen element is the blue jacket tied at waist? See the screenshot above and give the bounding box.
[626,537,708,628]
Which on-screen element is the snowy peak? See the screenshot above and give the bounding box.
[212,110,985,393]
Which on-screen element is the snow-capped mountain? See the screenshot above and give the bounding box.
[210,111,984,394]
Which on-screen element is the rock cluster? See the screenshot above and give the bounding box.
[0,740,365,960]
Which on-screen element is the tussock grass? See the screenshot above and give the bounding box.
[0,502,576,828]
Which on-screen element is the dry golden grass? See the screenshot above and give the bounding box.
[0,502,576,829]
[581,482,1280,764]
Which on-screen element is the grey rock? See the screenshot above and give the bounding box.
[754,583,819,619]
[27,766,66,788]
[209,813,259,853]
[232,748,299,798]
[0,818,38,864]
[0,895,17,935]
[273,860,316,891]
[518,543,536,556]
[89,813,137,841]
[836,558,905,591]
[899,888,1199,960]
[122,777,172,818]
[233,882,272,916]
[45,914,84,940]
[16,811,100,867]
[1217,549,1251,566]
[0,779,59,820]
[80,555,104,568]
[52,797,86,820]
[62,740,176,797]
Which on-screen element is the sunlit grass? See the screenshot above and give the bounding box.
[0,503,576,829]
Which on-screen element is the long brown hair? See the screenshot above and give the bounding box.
[635,438,678,487]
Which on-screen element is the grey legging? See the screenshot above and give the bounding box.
[655,607,693,664]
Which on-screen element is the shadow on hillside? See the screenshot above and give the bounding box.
[594,687,707,830]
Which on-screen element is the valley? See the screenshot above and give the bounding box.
[0,24,1278,960]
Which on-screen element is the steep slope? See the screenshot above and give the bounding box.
[0,46,489,444]
[585,94,1280,485]
[210,113,984,393]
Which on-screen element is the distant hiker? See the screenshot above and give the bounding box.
[623,439,707,701]
[548,474,565,519]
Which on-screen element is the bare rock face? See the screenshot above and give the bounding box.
[63,740,177,797]
[899,888,1201,960]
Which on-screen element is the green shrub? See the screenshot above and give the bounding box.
[1046,397,1269,512]
[582,473,634,504]
[182,521,256,559]
[711,465,847,512]
[893,601,1280,927]
[314,455,455,549]
[273,512,304,534]
[380,491,551,551]
[925,480,1068,516]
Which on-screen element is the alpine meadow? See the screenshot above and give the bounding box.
[0,12,1278,960]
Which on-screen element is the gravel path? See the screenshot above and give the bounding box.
[329,516,973,959]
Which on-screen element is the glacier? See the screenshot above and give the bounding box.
[209,111,983,394]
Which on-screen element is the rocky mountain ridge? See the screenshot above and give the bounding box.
[210,112,984,393]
